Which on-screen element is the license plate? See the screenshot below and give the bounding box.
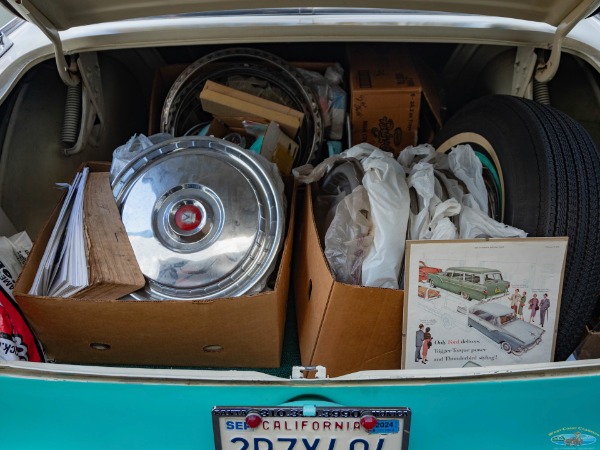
[212,406,411,450]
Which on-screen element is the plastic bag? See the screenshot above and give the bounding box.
[448,144,488,215]
[459,201,527,239]
[407,162,460,241]
[293,143,378,184]
[407,162,436,240]
[361,149,410,289]
[398,144,437,169]
[424,198,461,240]
[0,232,43,362]
[110,133,173,184]
[324,186,373,285]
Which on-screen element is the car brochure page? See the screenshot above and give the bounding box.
[402,237,567,369]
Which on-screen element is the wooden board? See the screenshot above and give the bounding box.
[79,172,145,299]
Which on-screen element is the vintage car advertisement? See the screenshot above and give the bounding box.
[402,238,568,369]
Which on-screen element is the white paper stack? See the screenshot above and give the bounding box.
[29,168,89,297]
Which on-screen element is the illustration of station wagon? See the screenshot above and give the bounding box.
[427,267,510,300]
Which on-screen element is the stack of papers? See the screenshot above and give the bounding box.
[29,168,89,297]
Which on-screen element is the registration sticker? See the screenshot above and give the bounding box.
[212,406,411,449]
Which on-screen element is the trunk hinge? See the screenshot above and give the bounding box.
[535,0,600,82]
[7,0,79,86]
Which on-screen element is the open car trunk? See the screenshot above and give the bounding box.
[0,10,600,448]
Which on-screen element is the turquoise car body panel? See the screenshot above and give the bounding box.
[1,361,599,449]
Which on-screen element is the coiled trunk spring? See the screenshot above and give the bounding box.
[533,80,551,105]
[61,83,82,146]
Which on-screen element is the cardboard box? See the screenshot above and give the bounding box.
[260,122,299,176]
[348,45,442,156]
[200,80,304,138]
[293,184,404,377]
[14,163,296,368]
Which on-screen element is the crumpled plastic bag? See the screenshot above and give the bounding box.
[399,143,526,240]
[424,198,461,240]
[293,143,378,184]
[361,149,410,289]
[398,143,437,168]
[324,186,373,285]
[448,144,488,215]
[407,162,460,240]
[407,162,436,240]
[459,194,527,238]
[110,133,173,184]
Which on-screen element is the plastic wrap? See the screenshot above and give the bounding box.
[297,64,347,140]
[110,133,173,184]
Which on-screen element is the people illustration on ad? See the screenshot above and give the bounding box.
[415,324,433,364]
[529,293,540,323]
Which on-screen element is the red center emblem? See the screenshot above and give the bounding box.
[174,204,202,231]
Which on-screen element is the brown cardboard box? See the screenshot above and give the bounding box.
[200,80,304,139]
[348,45,441,156]
[293,184,404,377]
[14,163,296,368]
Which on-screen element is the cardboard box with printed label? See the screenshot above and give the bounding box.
[293,184,404,377]
[348,44,442,156]
[14,162,296,368]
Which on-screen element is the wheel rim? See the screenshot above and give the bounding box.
[436,132,505,222]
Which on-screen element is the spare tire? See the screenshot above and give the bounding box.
[433,94,600,361]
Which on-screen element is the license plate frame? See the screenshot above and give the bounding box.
[212,405,411,449]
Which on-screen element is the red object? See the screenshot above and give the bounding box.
[418,261,442,282]
[360,414,378,431]
[0,288,42,362]
[245,412,262,428]
[174,204,202,231]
